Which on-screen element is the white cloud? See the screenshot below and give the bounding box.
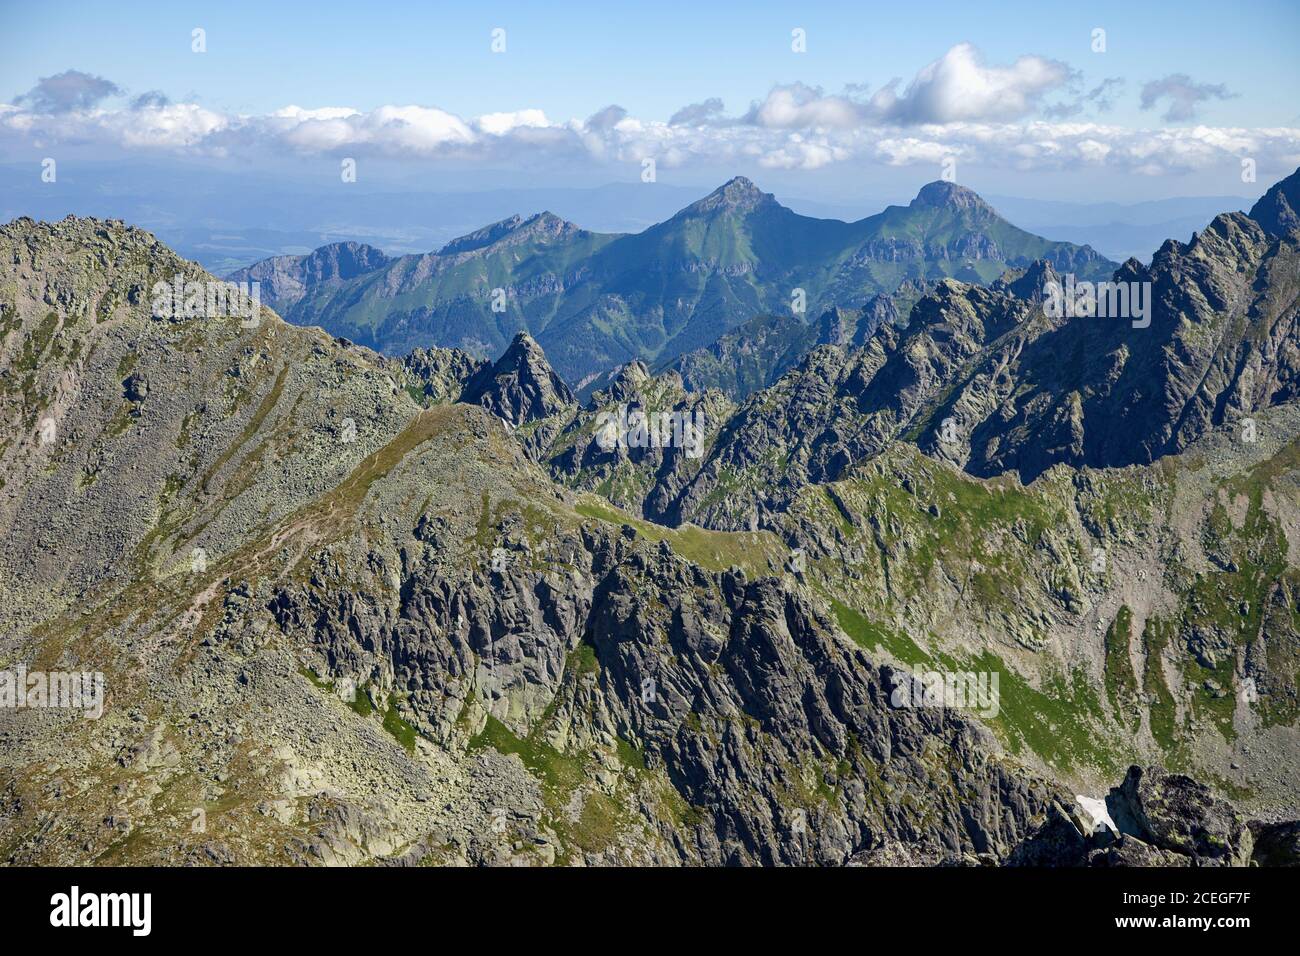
[872,136,956,167]
[878,43,1074,124]
[5,101,229,150]
[756,135,847,169]
[110,103,229,149]
[1,52,1295,180]
[271,105,361,121]
[746,83,867,130]
[476,109,550,135]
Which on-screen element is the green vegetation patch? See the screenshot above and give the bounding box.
[469,714,586,800]
[1103,605,1142,730]
[382,699,418,753]
[575,494,781,575]
[967,650,1119,776]
[829,599,928,665]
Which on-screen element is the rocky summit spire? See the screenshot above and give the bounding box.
[460,331,575,427]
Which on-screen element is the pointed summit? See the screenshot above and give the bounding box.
[910,181,994,215]
[604,360,652,402]
[716,175,763,200]
[685,176,777,215]
[460,332,574,427]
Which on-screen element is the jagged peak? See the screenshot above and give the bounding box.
[612,358,651,384]
[498,330,547,362]
[716,175,762,199]
[460,331,574,426]
[520,210,573,231]
[910,180,994,215]
[997,259,1061,301]
[605,360,652,398]
[1248,166,1300,238]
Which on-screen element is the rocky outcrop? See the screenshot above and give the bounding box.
[1004,765,1297,867]
[459,332,576,454]
[1104,765,1253,866]
[544,361,732,522]
[401,345,485,404]
[1250,820,1300,866]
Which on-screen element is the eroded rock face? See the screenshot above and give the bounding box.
[228,241,392,314]
[544,361,733,522]
[1250,168,1300,238]
[920,214,1300,482]
[268,520,1071,865]
[401,345,485,405]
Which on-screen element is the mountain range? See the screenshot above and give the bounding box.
[231,177,1115,385]
[0,169,1297,867]
[3,161,1244,275]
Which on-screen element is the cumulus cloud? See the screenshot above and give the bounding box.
[744,82,869,129]
[476,109,550,135]
[1,60,1295,179]
[270,104,476,154]
[701,44,1075,131]
[1140,74,1236,122]
[4,99,228,150]
[584,105,628,131]
[877,43,1074,124]
[14,69,121,112]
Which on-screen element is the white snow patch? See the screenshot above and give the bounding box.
[1075,794,1118,835]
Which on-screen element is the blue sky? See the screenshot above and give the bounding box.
[1,0,1298,202]
[4,0,1297,124]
